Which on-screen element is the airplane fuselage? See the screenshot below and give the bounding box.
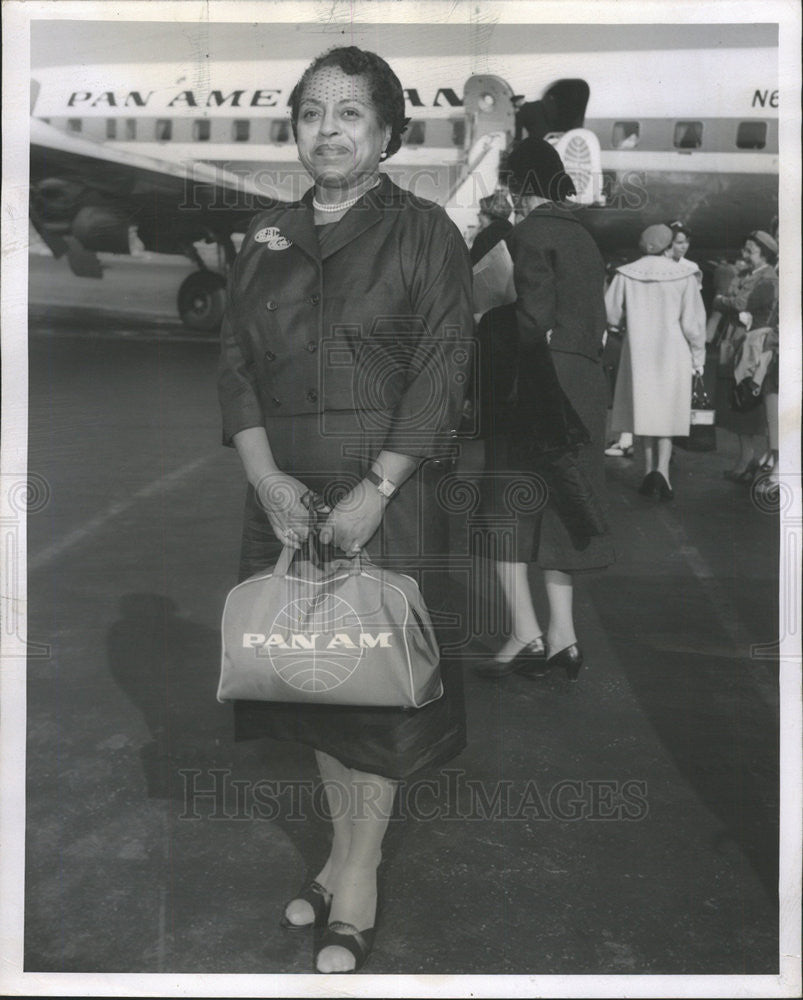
[29,21,779,328]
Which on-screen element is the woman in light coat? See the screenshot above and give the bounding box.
[605,224,706,500]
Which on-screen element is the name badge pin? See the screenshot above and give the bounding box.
[254,226,292,250]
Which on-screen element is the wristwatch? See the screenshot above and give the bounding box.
[365,469,399,501]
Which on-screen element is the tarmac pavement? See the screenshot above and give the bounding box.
[18,256,783,978]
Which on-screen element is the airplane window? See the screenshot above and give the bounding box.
[106,119,117,139]
[125,119,137,140]
[67,118,82,133]
[612,122,640,149]
[269,120,291,143]
[233,120,250,142]
[737,121,767,149]
[674,121,703,149]
[156,119,172,141]
[404,121,426,145]
[452,120,466,146]
[193,119,211,142]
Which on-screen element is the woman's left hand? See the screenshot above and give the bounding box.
[318,482,386,556]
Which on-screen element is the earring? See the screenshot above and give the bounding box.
[379,149,388,161]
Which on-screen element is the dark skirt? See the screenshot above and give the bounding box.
[231,413,466,781]
[715,370,769,436]
[475,305,519,440]
[483,353,615,571]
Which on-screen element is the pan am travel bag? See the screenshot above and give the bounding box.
[218,545,442,709]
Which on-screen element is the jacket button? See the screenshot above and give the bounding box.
[271,397,281,407]
[265,300,278,311]
[306,389,318,402]
[264,350,276,361]
[306,341,317,353]
[310,293,321,305]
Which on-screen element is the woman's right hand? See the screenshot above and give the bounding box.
[254,472,315,549]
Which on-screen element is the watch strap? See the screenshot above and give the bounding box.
[365,469,399,500]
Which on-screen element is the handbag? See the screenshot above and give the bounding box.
[675,373,716,452]
[730,376,764,413]
[218,544,442,709]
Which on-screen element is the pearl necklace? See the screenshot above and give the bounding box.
[312,177,381,213]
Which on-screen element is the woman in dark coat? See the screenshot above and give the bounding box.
[218,46,473,972]
[476,137,613,681]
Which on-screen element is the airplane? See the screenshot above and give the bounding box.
[29,116,279,330]
[29,21,779,329]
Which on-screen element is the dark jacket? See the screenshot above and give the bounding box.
[504,203,609,542]
[218,175,473,458]
[470,218,513,266]
[717,262,778,330]
[506,202,607,362]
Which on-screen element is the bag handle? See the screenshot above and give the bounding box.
[272,490,321,578]
[347,551,365,576]
[274,542,365,578]
[273,545,298,578]
[272,491,365,578]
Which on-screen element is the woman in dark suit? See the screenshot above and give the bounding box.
[218,46,473,972]
[476,137,613,680]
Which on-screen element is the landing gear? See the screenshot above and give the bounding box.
[177,270,226,332]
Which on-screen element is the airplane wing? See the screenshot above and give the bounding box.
[29,118,278,276]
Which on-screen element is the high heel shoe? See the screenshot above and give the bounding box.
[545,643,584,681]
[315,921,376,973]
[279,879,332,931]
[653,471,674,501]
[473,637,546,678]
[638,471,658,496]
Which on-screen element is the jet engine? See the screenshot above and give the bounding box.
[70,205,131,255]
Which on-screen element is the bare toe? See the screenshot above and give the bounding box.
[284,898,315,926]
[316,944,356,974]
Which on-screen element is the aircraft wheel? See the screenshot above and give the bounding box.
[177,271,226,331]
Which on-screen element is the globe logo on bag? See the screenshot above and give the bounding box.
[243,594,393,692]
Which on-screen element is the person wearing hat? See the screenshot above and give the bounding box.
[605,223,707,500]
[712,230,779,483]
[475,137,613,683]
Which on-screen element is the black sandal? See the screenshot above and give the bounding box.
[279,879,332,931]
[315,921,376,972]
